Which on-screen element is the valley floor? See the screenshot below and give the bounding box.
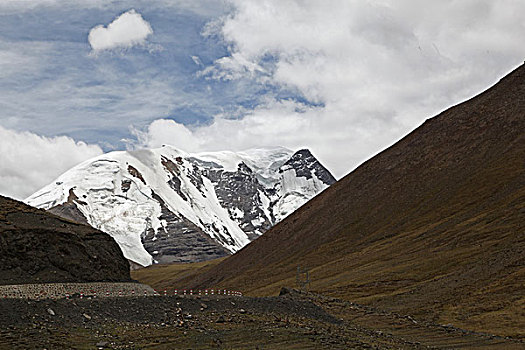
[0,289,523,349]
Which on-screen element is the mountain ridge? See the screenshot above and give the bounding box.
[26,146,335,267]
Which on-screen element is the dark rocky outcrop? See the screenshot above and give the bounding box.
[47,188,89,226]
[141,192,230,264]
[280,149,336,185]
[0,195,131,285]
[206,163,273,240]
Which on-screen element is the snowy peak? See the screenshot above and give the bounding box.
[26,146,335,267]
[272,149,336,222]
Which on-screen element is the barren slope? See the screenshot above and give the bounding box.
[168,63,525,337]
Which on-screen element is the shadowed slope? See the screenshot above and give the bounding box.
[172,63,525,336]
[0,195,131,285]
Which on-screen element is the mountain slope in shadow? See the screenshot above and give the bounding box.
[0,195,131,285]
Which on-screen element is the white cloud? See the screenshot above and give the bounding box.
[0,40,53,80]
[2,0,524,188]
[88,9,153,52]
[186,0,525,177]
[139,99,404,178]
[0,50,36,79]
[191,55,203,66]
[137,119,202,151]
[0,126,103,200]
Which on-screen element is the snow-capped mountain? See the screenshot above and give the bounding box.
[26,146,335,267]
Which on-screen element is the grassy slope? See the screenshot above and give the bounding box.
[134,63,525,337]
[131,258,224,290]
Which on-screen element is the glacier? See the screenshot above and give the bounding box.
[26,146,335,267]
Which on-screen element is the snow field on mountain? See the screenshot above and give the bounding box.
[26,146,334,266]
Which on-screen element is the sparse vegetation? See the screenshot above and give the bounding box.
[131,258,224,290]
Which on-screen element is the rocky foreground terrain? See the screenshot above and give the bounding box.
[0,289,523,349]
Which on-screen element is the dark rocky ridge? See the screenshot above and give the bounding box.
[205,162,274,240]
[0,195,131,285]
[280,149,337,185]
[142,192,230,264]
[47,188,89,226]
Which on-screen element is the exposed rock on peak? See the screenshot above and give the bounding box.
[281,149,336,185]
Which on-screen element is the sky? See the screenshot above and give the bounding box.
[0,0,524,200]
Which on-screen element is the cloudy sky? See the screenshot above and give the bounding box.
[1,0,524,200]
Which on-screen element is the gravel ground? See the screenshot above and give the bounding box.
[0,289,523,349]
[0,282,155,299]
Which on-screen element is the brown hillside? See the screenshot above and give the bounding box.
[162,63,525,337]
[0,195,131,285]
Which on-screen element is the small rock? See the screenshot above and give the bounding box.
[46,308,55,316]
[239,308,246,314]
[96,341,109,348]
[279,287,292,296]
[200,303,208,309]
[83,314,91,320]
[215,315,225,323]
